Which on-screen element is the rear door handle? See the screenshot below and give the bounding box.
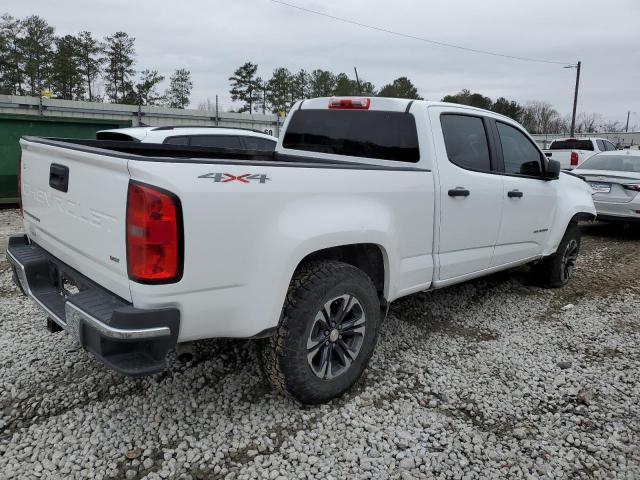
[49,163,69,193]
[508,190,523,198]
[448,188,470,197]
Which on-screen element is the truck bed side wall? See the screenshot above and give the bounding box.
[127,160,435,341]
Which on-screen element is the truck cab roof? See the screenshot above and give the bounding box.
[298,96,516,121]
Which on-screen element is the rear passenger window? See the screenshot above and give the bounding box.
[605,141,616,151]
[496,122,542,177]
[596,140,606,151]
[440,114,491,171]
[164,136,189,146]
[190,135,242,149]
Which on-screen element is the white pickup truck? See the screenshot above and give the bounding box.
[8,97,596,404]
[543,137,617,169]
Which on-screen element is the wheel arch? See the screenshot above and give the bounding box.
[543,209,595,257]
[294,243,390,305]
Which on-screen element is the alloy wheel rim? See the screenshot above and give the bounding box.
[306,294,366,380]
[561,239,579,282]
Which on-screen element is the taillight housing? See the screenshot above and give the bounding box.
[623,184,640,192]
[126,181,183,284]
[570,151,579,166]
[328,97,371,109]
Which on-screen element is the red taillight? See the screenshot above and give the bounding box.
[570,151,579,166]
[623,184,640,192]
[126,181,182,283]
[328,97,371,110]
[17,156,23,217]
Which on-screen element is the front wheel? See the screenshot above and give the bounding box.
[531,222,581,288]
[260,260,381,404]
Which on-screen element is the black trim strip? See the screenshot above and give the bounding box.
[22,136,431,173]
[405,101,414,113]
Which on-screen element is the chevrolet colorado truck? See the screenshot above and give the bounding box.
[7,97,596,404]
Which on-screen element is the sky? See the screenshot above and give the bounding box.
[7,0,640,125]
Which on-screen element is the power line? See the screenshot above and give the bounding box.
[268,0,573,66]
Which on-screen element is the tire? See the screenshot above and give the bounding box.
[260,260,381,405]
[531,222,581,288]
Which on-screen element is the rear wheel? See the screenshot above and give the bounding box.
[531,222,581,288]
[260,260,381,404]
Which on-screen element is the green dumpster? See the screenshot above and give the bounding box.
[0,114,131,204]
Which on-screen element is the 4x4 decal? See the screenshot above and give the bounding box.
[198,172,270,184]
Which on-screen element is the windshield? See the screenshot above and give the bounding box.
[549,139,594,151]
[576,154,640,172]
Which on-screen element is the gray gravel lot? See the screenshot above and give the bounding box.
[0,207,638,479]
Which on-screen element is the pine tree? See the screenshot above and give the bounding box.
[0,14,24,95]
[165,68,192,108]
[103,31,136,103]
[491,97,522,122]
[289,69,310,104]
[229,62,260,113]
[309,69,336,97]
[76,31,103,101]
[134,69,164,105]
[266,67,292,115]
[333,73,357,96]
[50,35,84,100]
[378,77,422,99]
[19,15,54,96]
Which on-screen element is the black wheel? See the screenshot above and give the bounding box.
[531,222,581,288]
[260,260,381,404]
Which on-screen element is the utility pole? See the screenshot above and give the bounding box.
[263,84,267,115]
[353,67,362,95]
[568,61,581,137]
[626,111,631,132]
[215,95,219,126]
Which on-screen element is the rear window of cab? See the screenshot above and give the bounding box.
[549,139,594,151]
[282,109,420,162]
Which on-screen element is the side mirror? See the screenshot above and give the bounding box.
[545,159,561,180]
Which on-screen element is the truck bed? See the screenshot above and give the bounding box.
[29,137,426,172]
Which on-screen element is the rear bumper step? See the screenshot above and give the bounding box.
[6,234,180,376]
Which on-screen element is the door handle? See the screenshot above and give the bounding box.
[448,188,470,197]
[508,190,523,198]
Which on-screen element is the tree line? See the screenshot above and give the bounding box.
[441,89,626,134]
[224,61,422,115]
[0,13,193,108]
[225,63,624,134]
[1,14,621,132]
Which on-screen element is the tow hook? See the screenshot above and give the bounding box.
[46,317,63,333]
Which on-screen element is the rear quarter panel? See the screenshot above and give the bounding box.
[127,160,435,341]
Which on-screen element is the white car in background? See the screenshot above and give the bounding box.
[96,126,278,151]
[575,150,640,222]
[543,137,617,169]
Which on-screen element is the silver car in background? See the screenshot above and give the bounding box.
[575,150,640,222]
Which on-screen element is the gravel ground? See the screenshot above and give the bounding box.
[0,207,638,479]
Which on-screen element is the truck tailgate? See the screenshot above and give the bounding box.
[19,138,132,301]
